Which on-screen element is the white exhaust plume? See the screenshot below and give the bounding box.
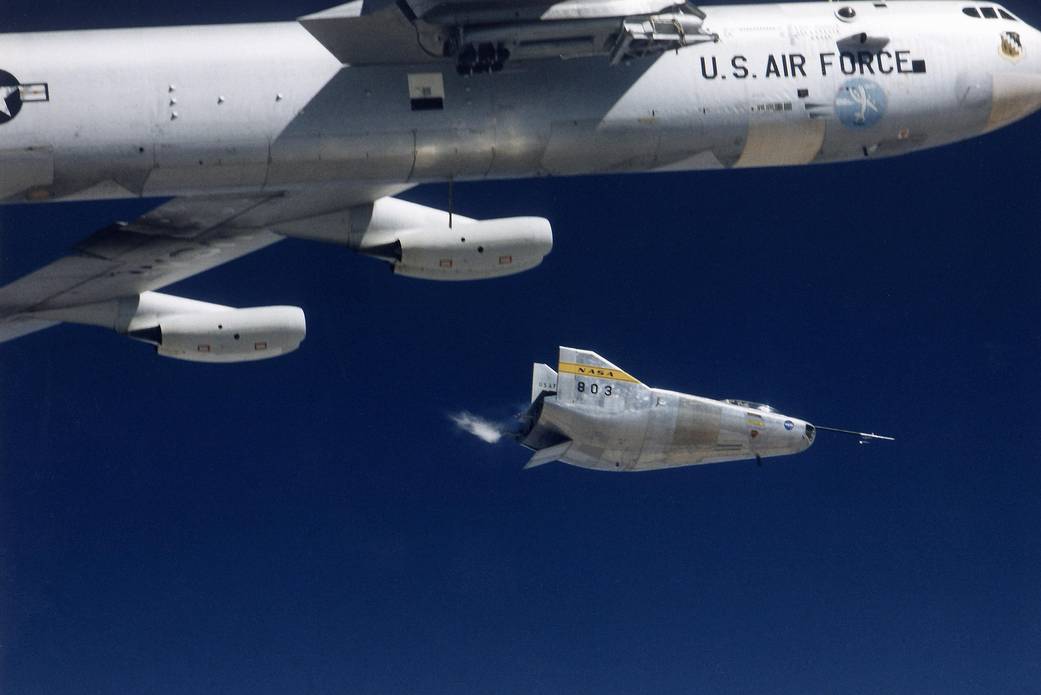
[450,411,508,444]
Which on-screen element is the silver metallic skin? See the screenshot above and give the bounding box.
[519,347,815,471]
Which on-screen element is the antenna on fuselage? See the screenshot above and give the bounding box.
[448,177,454,229]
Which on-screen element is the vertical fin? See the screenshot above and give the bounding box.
[531,362,558,403]
[555,346,645,405]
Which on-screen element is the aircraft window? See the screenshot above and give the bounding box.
[980,7,998,18]
[962,7,980,17]
[999,9,1017,20]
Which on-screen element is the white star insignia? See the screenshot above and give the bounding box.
[0,86,18,118]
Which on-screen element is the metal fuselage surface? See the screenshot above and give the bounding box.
[1,1,1039,203]
[519,348,817,472]
[535,390,814,471]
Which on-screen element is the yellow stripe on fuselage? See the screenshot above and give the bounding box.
[558,361,641,384]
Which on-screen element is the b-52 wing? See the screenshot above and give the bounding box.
[0,182,553,362]
[300,0,717,73]
[0,184,399,360]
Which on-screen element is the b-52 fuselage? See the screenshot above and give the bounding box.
[0,1,1037,361]
[2,1,1037,201]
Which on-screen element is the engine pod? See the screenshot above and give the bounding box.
[147,306,306,363]
[389,217,553,281]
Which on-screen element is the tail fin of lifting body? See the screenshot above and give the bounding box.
[531,362,558,402]
[555,346,645,405]
[522,347,645,470]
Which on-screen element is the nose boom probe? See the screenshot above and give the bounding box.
[813,426,895,445]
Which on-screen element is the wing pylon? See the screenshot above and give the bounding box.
[300,0,717,72]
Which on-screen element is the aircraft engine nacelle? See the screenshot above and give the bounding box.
[131,306,306,363]
[362,217,553,281]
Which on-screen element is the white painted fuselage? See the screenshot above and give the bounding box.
[1,1,1039,204]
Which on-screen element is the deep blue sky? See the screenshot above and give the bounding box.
[2,2,1041,693]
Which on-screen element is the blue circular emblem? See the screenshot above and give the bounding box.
[835,78,887,129]
[784,420,795,431]
[0,70,23,125]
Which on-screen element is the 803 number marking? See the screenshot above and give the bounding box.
[576,381,613,396]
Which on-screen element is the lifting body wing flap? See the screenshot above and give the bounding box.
[525,441,572,469]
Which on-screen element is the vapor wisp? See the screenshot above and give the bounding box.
[449,411,516,444]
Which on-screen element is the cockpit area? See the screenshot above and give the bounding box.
[724,399,778,414]
[962,6,1019,20]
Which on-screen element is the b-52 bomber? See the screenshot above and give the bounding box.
[517,347,893,471]
[0,1,1037,361]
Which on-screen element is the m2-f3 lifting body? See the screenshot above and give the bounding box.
[518,347,891,471]
[0,1,1038,361]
